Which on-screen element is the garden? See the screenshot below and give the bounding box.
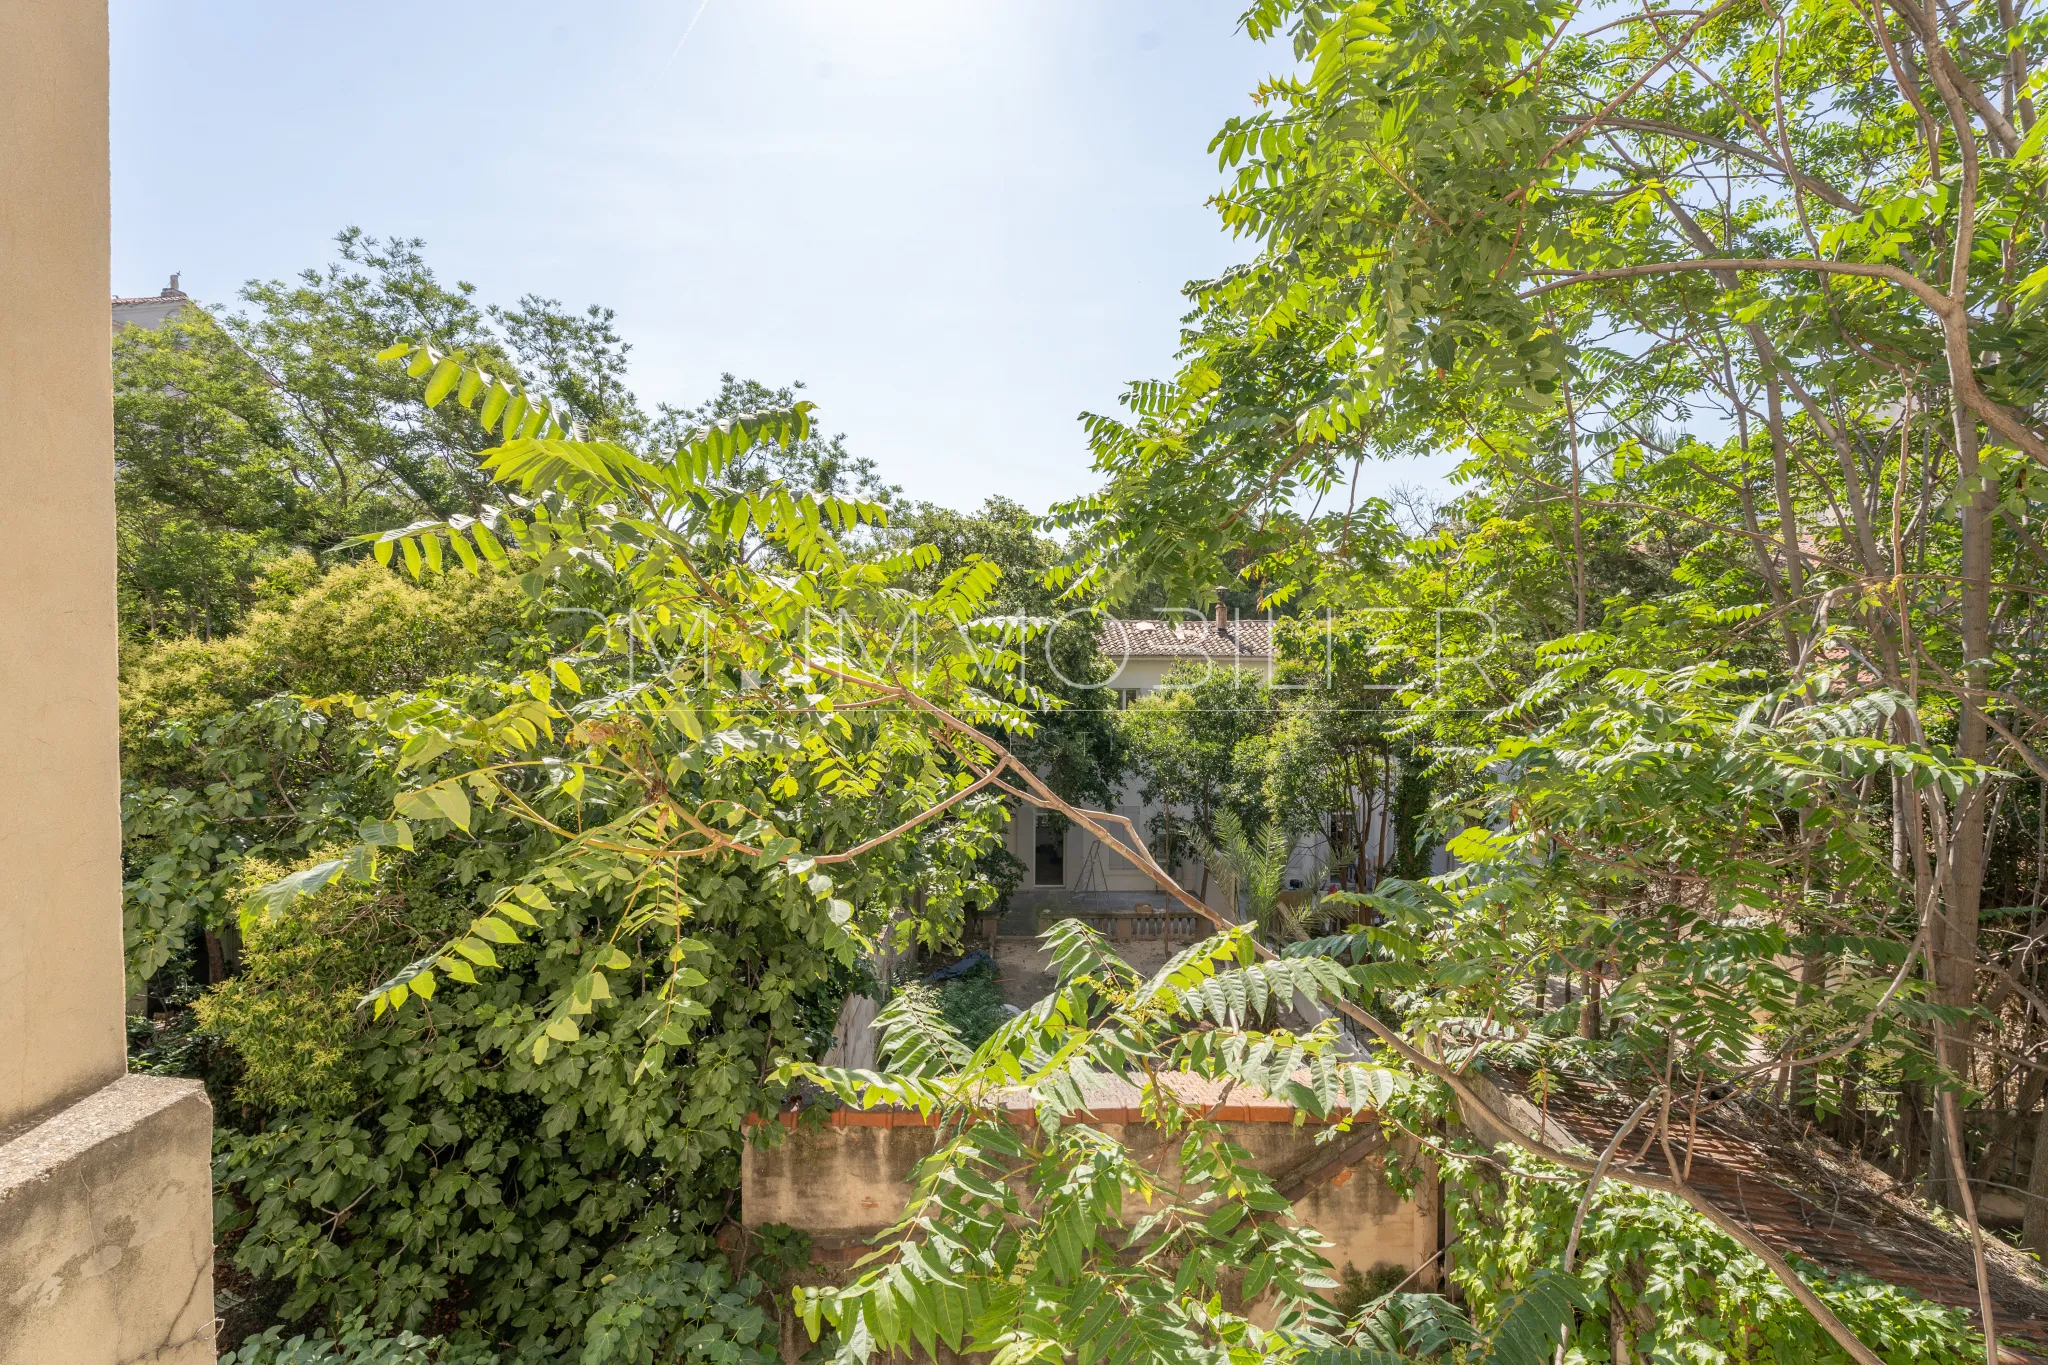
[107,2,2048,1362]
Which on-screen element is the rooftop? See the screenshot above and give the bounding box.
[1099,616,1274,662]
[111,276,190,332]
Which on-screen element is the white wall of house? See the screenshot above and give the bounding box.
[1006,637,1408,921]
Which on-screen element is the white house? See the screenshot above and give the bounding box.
[112,275,191,331]
[998,609,1398,933]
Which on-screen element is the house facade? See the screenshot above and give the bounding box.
[998,611,1395,934]
[111,275,191,331]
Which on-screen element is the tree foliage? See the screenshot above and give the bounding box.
[781,920,1397,1364]
[1038,0,2048,1354]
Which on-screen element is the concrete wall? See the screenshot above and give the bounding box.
[0,5,216,1361]
[0,0,127,1134]
[743,1110,1437,1287]
[1,1079,216,1362]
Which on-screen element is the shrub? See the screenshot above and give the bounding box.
[218,1316,487,1365]
[195,858,468,1116]
[935,960,1010,1049]
[122,560,531,773]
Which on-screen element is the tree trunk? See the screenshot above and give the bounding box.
[1929,410,1996,1211]
[1375,752,1393,877]
[1579,969,1602,1041]
[1835,1050,1866,1153]
[1900,1080,1927,1183]
[2025,1100,2048,1258]
[1791,948,1825,1115]
[1162,816,1173,892]
[203,928,227,985]
[1609,1284,1632,1365]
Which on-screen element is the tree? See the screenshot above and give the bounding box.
[113,308,315,640]
[187,341,1098,1351]
[113,230,651,644]
[1043,0,2048,1355]
[652,374,901,507]
[1120,663,1276,852]
[784,921,1394,1362]
[892,496,1127,811]
[120,559,538,990]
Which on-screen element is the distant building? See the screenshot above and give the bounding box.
[112,274,190,331]
[1002,609,1393,929]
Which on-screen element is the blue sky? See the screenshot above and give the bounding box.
[112,1,1455,515]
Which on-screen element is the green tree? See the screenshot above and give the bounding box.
[893,496,1127,810]
[783,921,1395,1362]
[175,342,1060,1353]
[1120,663,1277,853]
[113,230,657,645]
[120,559,540,989]
[114,309,314,640]
[1039,0,2048,1354]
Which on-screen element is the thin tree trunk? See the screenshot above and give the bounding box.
[1791,948,1825,1114]
[1565,379,1587,631]
[1931,411,1996,1211]
[2025,1098,2048,1257]
[1836,1049,1866,1152]
[1376,752,1393,877]
[1900,1080,1927,1182]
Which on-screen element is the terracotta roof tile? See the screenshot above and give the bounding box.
[1098,617,1275,663]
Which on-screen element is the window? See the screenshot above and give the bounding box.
[1034,823,1065,885]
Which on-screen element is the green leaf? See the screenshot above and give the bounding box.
[397,780,472,833]
[423,357,462,407]
[2016,110,2048,163]
[359,817,414,851]
[243,858,350,924]
[472,916,520,944]
[1479,1269,1588,1365]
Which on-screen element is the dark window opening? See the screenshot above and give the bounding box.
[1034,826,1065,885]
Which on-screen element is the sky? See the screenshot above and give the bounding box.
[112,1,1458,515]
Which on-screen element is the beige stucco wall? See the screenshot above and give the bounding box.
[0,7,216,1362]
[0,1078,216,1363]
[0,0,127,1134]
[743,1115,1437,1286]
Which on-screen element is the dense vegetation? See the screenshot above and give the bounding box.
[119,0,2048,1356]
[1035,0,2045,1357]
[118,239,1126,1360]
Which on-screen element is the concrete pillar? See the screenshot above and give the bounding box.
[0,5,215,1361]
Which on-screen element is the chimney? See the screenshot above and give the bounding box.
[163,272,182,296]
[1212,588,1228,631]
